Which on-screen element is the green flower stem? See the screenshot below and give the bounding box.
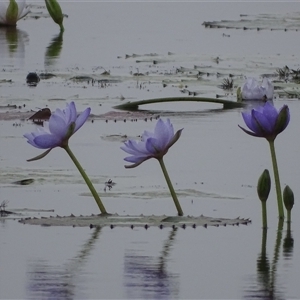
[158,158,183,216]
[64,145,108,215]
[261,227,267,257]
[268,140,284,219]
[287,210,291,229]
[261,201,268,229]
[270,219,283,293]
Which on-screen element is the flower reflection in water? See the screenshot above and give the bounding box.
[244,220,294,299]
[27,227,101,300]
[44,31,63,70]
[283,229,294,260]
[124,228,180,299]
[0,26,28,68]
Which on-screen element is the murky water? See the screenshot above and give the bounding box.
[1,1,300,299]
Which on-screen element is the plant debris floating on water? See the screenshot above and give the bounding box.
[218,78,234,90]
[276,65,300,83]
[28,108,51,124]
[26,72,40,87]
[12,178,34,185]
[202,12,300,31]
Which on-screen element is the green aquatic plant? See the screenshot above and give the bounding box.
[257,169,271,229]
[45,0,64,32]
[283,185,294,229]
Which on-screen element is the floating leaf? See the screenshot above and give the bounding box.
[203,12,300,31]
[19,214,251,228]
[13,178,34,185]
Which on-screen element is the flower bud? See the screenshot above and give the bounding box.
[45,0,64,31]
[6,0,19,25]
[283,185,294,211]
[257,169,271,202]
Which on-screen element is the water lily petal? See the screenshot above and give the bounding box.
[124,155,147,163]
[121,118,181,168]
[121,143,143,156]
[261,101,278,128]
[33,134,62,149]
[145,137,161,154]
[124,156,151,169]
[262,78,274,100]
[24,102,90,153]
[24,132,43,148]
[64,101,77,124]
[74,107,91,133]
[242,77,273,100]
[154,118,174,149]
[123,140,149,155]
[239,101,289,140]
[53,107,65,120]
[166,128,183,149]
[141,130,154,141]
[120,144,136,156]
[48,113,68,138]
[16,0,30,19]
[252,110,273,134]
[241,111,257,133]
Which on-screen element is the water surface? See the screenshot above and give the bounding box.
[1,1,300,299]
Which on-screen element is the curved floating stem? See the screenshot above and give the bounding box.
[113,97,246,111]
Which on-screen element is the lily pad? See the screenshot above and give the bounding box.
[19,214,251,228]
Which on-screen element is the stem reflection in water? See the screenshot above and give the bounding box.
[0,26,28,64]
[27,227,101,299]
[124,228,179,299]
[44,31,63,68]
[244,219,294,299]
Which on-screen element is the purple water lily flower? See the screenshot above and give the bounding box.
[121,118,183,168]
[239,101,290,141]
[24,101,90,150]
[24,101,107,214]
[242,77,274,101]
[121,118,184,215]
